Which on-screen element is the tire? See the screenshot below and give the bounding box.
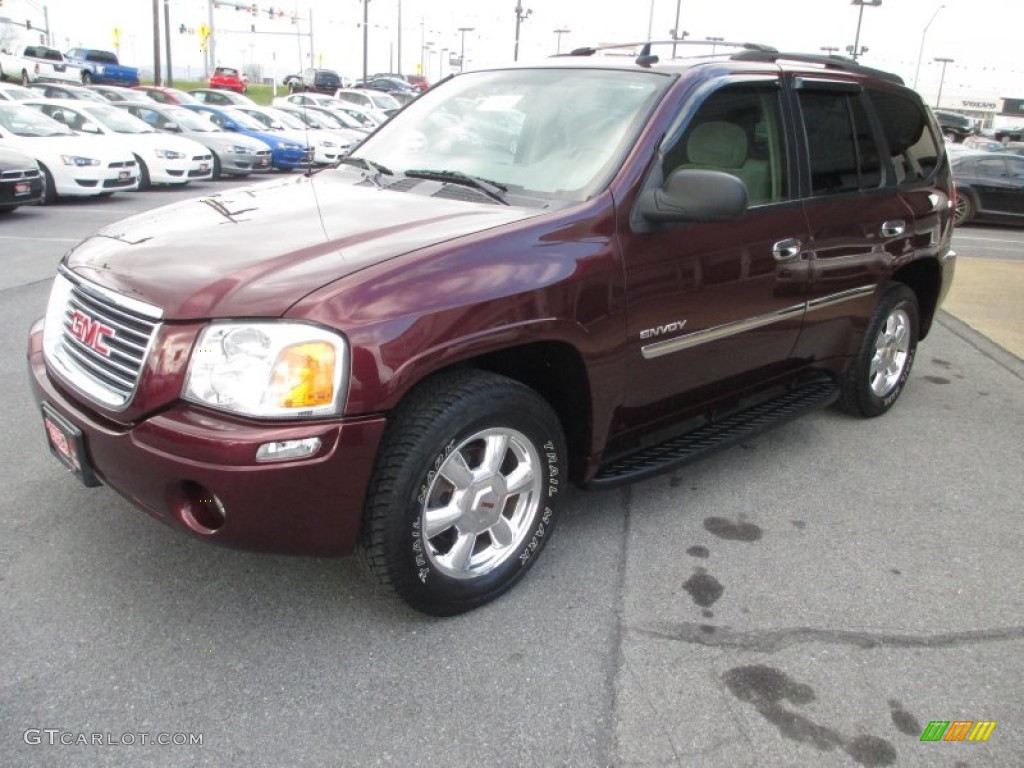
[134,155,151,190]
[21,70,30,86]
[360,370,567,616]
[838,284,919,418]
[40,165,57,204]
[81,70,92,85]
[953,191,974,226]
[211,153,222,180]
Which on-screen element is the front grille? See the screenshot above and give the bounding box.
[1,168,41,180]
[103,178,135,188]
[46,272,162,408]
[108,160,137,169]
[193,154,213,162]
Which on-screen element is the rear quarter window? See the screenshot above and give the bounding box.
[867,90,940,184]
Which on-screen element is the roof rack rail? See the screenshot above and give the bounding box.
[565,39,777,67]
[730,50,904,85]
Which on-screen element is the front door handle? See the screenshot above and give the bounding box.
[881,219,906,237]
[772,238,802,262]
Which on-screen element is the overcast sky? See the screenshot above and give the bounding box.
[2,0,1020,99]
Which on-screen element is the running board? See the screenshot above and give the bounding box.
[589,379,839,488]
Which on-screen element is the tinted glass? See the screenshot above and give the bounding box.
[868,90,940,184]
[664,83,789,205]
[800,91,859,195]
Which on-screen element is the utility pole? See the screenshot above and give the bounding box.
[151,0,161,85]
[362,1,369,83]
[163,0,172,86]
[513,1,531,62]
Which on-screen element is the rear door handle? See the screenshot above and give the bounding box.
[881,219,906,237]
[772,238,802,262]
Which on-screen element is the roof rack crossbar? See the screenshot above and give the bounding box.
[567,40,777,58]
[730,50,904,85]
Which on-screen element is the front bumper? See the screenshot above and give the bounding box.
[28,322,386,557]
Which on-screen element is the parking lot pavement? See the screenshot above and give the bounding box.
[612,318,1024,766]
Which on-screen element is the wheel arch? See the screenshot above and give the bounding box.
[892,258,941,339]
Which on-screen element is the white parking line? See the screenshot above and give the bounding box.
[954,236,1023,244]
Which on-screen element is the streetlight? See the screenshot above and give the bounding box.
[553,27,570,54]
[669,27,689,60]
[439,47,448,80]
[671,0,682,57]
[361,0,370,85]
[706,36,724,56]
[913,4,944,89]
[849,0,881,61]
[934,56,953,108]
[458,26,474,70]
[513,1,532,62]
[820,45,839,55]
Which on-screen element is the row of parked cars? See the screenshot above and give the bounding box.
[0,79,394,212]
[943,127,1024,226]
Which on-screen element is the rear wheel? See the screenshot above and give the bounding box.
[838,284,919,418]
[953,192,974,226]
[361,370,566,616]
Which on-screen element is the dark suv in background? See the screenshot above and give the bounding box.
[933,109,974,142]
[287,68,342,95]
[29,44,955,616]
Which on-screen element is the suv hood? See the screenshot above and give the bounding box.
[65,172,537,319]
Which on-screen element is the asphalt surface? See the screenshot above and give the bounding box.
[1,182,1021,767]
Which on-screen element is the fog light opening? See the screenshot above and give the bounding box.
[179,481,226,534]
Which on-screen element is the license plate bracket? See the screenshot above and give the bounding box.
[41,404,100,487]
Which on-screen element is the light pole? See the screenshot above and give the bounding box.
[553,27,570,54]
[913,4,944,89]
[439,47,448,80]
[934,56,953,108]
[850,0,881,61]
[669,27,688,59]
[458,26,474,70]
[706,36,723,56]
[362,0,370,85]
[671,0,682,57]
[514,1,532,62]
[820,45,839,55]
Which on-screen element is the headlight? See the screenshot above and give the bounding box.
[154,149,186,159]
[230,144,257,155]
[60,155,100,167]
[320,141,337,148]
[183,322,348,419]
[276,141,301,150]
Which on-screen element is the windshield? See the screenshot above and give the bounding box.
[85,105,156,133]
[223,108,270,131]
[367,91,401,110]
[164,105,221,132]
[350,68,668,202]
[236,107,287,131]
[0,103,74,137]
[0,85,35,100]
[264,108,307,130]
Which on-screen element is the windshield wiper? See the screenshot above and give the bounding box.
[338,156,392,186]
[403,169,509,205]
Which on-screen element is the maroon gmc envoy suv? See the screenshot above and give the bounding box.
[29,44,956,615]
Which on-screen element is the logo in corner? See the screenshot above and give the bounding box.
[920,720,996,742]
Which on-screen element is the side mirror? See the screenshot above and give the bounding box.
[637,168,748,223]
[78,121,101,135]
[223,120,238,131]
[164,122,180,132]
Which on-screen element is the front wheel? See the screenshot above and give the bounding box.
[838,284,919,418]
[361,371,567,616]
[81,70,92,85]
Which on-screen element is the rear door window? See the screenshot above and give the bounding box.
[798,89,883,195]
[867,90,940,184]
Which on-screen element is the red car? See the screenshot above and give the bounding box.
[209,66,246,93]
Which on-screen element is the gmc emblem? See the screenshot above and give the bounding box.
[69,310,114,356]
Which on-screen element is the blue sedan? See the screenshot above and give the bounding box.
[181,104,313,171]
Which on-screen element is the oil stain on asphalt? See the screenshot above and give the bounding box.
[704,516,763,541]
[682,568,723,607]
[722,665,897,766]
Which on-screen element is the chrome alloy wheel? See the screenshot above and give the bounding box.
[421,428,542,580]
[869,308,911,397]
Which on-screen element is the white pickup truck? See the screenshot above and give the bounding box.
[0,44,83,86]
